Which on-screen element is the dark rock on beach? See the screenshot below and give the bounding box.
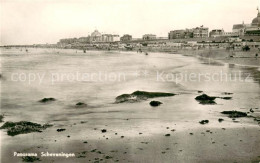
[199,120,209,124]
[195,94,233,104]
[195,94,216,101]
[105,156,113,159]
[76,102,85,106]
[22,156,41,162]
[101,129,107,133]
[75,102,87,108]
[221,111,247,118]
[39,98,56,103]
[0,121,52,136]
[220,97,232,100]
[90,149,97,152]
[115,91,175,103]
[218,118,224,122]
[150,101,162,107]
[195,94,216,105]
[57,128,66,132]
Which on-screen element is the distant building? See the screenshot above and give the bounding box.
[78,37,90,43]
[89,30,120,42]
[57,30,119,46]
[245,8,260,35]
[90,30,102,42]
[132,38,142,41]
[209,29,224,37]
[232,23,247,36]
[232,7,260,36]
[58,38,78,44]
[187,41,198,46]
[228,37,242,42]
[168,26,208,39]
[57,38,78,47]
[142,34,156,40]
[243,41,260,48]
[101,34,113,42]
[193,26,209,38]
[120,34,132,41]
[223,32,239,37]
[168,29,193,39]
[112,35,120,42]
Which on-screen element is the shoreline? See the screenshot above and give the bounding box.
[1,46,259,67]
[20,46,260,67]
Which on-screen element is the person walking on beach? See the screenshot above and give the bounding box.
[256,53,258,59]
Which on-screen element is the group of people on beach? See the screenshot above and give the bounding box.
[137,48,148,55]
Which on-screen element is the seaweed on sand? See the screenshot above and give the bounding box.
[221,111,247,118]
[220,97,232,100]
[22,156,41,162]
[195,94,216,101]
[0,121,52,136]
[150,101,163,107]
[105,155,113,159]
[39,98,56,103]
[57,128,66,132]
[115,91,175,103]
[195,94,217,105]
[222,92,233,95]
[195,94,232,104]
[101,129,107,133]
[199,120,209,124]
[75,102,87,108]
[76,102,86,106]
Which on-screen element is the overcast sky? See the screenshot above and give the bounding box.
[1,0,259,45]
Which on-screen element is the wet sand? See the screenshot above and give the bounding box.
[1,123,260,163]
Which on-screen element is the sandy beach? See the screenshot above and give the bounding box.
[177,48,260,67]
[0,48,259,163]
